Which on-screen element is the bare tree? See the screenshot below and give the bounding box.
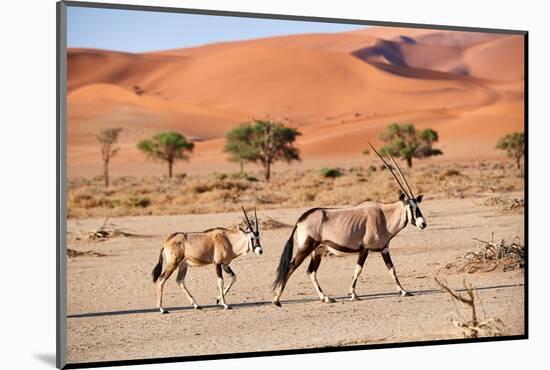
[97,128,122,187]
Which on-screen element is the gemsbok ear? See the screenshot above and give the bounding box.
[399,192,406,202]
[416,194,424,203]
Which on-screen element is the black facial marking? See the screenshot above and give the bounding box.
[407,202,417,225]
[249,232,261,250]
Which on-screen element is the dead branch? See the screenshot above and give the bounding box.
[434,276,508,338]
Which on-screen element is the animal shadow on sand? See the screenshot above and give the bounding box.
[67,283,522,319]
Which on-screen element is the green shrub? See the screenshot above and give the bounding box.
[122,197,151,208]
[321,167,342,178]
[210,172,228,181]
[441,169,461,178]
[136,197,151,208]
[193,184,212,194]
[230,171,248,180]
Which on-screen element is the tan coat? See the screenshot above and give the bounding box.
[163,229,242,267]
[296,201,407,253]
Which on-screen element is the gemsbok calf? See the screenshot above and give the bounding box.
[272,144,426,306]
[152,207,263,313]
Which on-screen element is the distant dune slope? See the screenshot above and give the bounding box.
[67,26,524,177]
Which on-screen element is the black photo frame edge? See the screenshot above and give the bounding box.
[56,1,529,369]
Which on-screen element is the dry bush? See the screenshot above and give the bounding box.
[482,195,524,212]
[67,160,524,219]
[234,216,291,230]
[434,276,508,338]
[87,218,151,241]
[439,168,461,179]
[445,235,524,273]
[67,248,106,258]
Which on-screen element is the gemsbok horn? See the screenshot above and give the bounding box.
[272,143,426,306]
[152,207,263,313]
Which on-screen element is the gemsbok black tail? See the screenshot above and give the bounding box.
[151,248,164,283]
[273,225,297,290]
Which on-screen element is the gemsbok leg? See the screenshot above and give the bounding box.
[215,264,231,309]
[157,261,178,314]
[175,261,201,310]
[307,247,335,303]
[381,246,412,297]
[349,247,369,301]
[273,237,318,306]
[216,265,237,305]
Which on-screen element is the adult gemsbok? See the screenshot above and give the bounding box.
[152,207,263,313]
[272,143,426,307]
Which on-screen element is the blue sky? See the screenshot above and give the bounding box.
[67,6,366,53]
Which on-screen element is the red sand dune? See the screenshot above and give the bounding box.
[67,27,524,177]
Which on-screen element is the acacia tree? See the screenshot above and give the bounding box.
[224,119,301,181]
[224,124,256,173]
[379,123,442,168]
[251,120,301,180]
[137,132,194,178]
[97,128,122,187]
[496,132,525,173]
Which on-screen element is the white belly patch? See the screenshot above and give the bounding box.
[185,258,209,267]
[326,246,358,256]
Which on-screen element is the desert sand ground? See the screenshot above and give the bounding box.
[66,194,524,364]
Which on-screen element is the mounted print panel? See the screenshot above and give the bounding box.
[57,1,527,368]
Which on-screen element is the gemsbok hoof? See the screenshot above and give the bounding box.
[193,305,202,310]
[349,295,360,302]
[272,300,282,307]
[322,296,335,303]
[159,308,169,314]
[223,305,233,310]
[401,291,413,297]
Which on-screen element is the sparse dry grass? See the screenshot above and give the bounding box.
[67,160,523,219]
